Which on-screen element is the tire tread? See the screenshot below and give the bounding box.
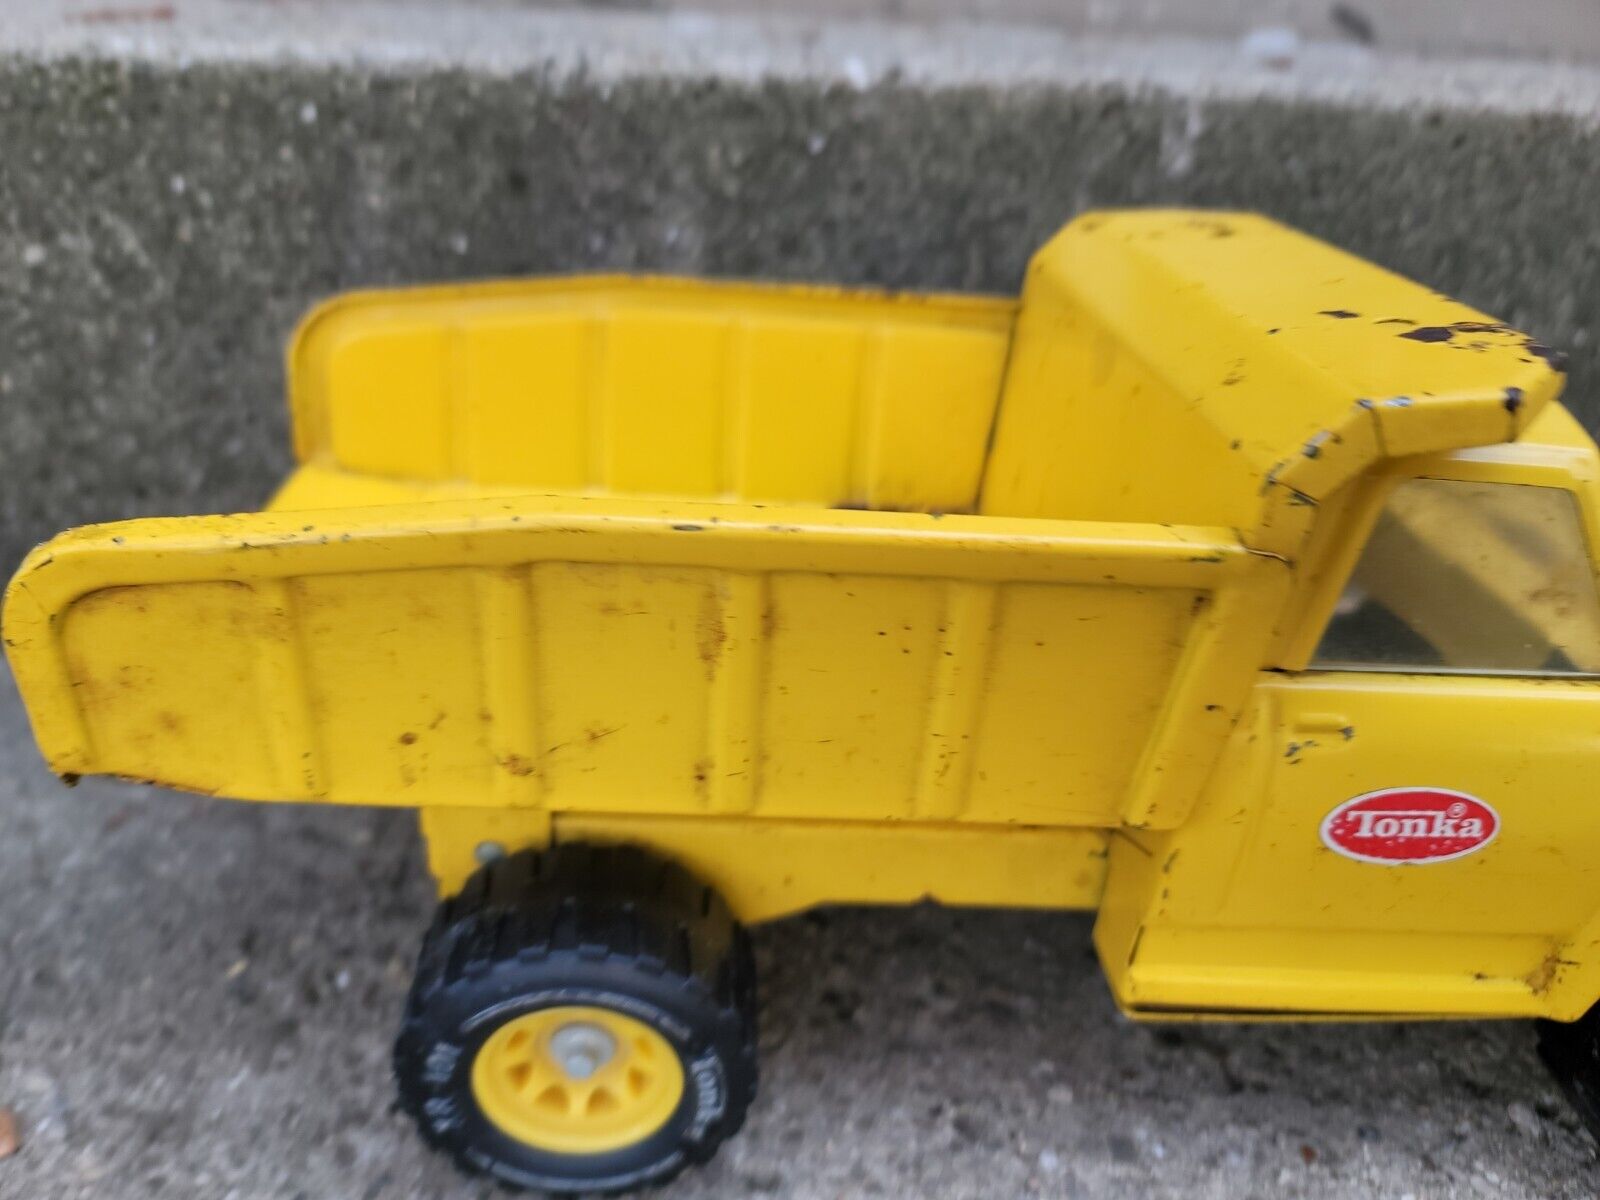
[394,842,757,1196]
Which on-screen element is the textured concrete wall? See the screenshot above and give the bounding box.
[7,18,1600,1199]
[2,21,1599,571]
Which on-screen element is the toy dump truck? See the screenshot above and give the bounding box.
[7,210,1600,1193]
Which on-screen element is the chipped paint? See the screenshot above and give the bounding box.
[1528,949,1578,997]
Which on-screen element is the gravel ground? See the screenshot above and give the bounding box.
[1,665,1598,1199]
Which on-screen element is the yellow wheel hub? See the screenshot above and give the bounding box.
[470,1006,686,1154]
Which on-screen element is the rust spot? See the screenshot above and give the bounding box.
[156,710,184,734]
[1374,317,1416,326]
[671,523,705,532]
[1318,309,1360,319]
[1526,949,1575,996]
[1339,725,1356,741]
[499,754,535,777]
[584,725,621,744]
[697,586,726,678]
[1528,584,1578,618]
[398,731,418,746]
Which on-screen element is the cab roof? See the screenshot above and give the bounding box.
[981,210,1570,554]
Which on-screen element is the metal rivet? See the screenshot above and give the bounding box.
[473,840,507,865]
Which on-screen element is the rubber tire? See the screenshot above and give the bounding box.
[394,844,758,1196]
[1539,1009,1600,1143]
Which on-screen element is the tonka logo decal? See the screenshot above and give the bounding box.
[1320,788,1499,865]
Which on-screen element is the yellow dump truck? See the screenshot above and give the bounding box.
[6,210,1600,1193]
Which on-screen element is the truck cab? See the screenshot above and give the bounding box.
[1099,402,1600,1023]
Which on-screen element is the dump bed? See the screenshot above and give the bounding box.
[3,494,1278,829]
[3,211,1566,840]
[276,275,1015,514]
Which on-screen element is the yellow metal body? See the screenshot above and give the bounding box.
[5,210,1591,1023]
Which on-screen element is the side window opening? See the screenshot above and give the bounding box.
[1313,478,1600,675]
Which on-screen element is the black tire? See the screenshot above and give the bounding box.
[1539,1008,1600,1143]
[394,843,758,1196]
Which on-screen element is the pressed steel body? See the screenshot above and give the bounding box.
[5,211,1590,1024]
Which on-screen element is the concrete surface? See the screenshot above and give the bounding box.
[672,0,1600,64]
[23,0,1600,65]
[4,3,1600,572]
[2,667,1600,1200]
[7,5,1600,1197]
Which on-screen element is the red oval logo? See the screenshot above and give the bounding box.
[1320,788,1499,865]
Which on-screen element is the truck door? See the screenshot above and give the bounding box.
[1191,473,1600,1012]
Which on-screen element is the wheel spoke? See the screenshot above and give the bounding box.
[567,1079,598,1115]
[531,1083,569,1115]
[512,1053,563,1098]
[585,1084,621,1116]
